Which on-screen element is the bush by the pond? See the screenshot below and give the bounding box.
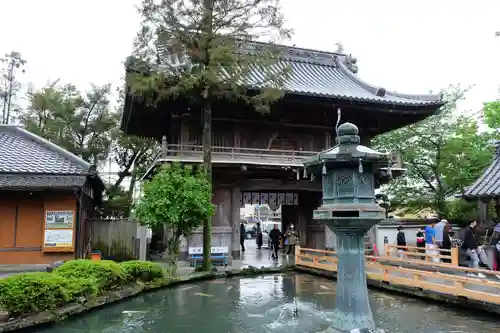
[0,260,168,318]
[55,260,127,290]
[120,260,165,282]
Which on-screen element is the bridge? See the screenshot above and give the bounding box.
[294,246,500,311]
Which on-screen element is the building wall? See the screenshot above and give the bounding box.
[0,191,78,265]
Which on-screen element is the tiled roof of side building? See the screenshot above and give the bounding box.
[463,147,500,198]
[147,41,444,107]
[0,174,87,189]
[0,125,100,189]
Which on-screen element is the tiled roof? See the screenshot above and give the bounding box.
[0,174,87,189]
[463,148,500,198]
[0,125,96,189]
[151,41,443,107]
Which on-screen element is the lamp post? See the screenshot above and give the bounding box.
[303,120,396,332]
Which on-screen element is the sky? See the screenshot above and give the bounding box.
[2,0,500,115]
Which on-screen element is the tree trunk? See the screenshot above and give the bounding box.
[201,0,214,272]
[201,96,212,272]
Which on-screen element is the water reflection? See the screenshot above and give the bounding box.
[28,274,500,333]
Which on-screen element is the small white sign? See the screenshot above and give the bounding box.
[188,246,229,255]
[44,229,73,247]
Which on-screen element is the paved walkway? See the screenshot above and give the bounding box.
[176,240,294,275]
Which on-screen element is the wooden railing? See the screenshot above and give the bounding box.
[295,247,500,305]
[156,144,319,167]
[384,244,459,266]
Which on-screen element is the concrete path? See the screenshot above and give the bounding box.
[176,240,294,275]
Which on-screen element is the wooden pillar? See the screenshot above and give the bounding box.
[478,200,489,223]
[231,187,241,260]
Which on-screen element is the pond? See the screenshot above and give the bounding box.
[28,273,499,333]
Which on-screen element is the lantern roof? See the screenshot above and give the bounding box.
[303,122,390,168]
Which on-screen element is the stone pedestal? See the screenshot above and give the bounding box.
[331,230,374,332]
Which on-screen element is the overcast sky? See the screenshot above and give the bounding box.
[1,0,499,113]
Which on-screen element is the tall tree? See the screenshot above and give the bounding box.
[131,0,292,271]
[108,87,158,197]
[483,99,500,132]
[21,83,116,164]
[372,86,493,217]
[21,81,159,218]
[1,51,26,124]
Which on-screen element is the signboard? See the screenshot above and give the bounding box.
[44,229,73,248]
[45,211,74,229]
[188,246,229,255]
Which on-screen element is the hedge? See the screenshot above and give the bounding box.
[0,260,168,317]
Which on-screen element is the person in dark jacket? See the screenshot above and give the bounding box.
[240,222,246,252]
[268,224,283,260]
[256,222,263,249]
[396,226,406,258]
[462,220,480,271]
[441,223,452,263]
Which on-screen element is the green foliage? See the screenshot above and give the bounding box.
[120,260,165,282]
[0,259,170,318]
[55,260,127,290]
[483,99,500,134]
[21,83,116,164]
[131,0,292,113]
[372,85,493,217]
[134,163,215,232]
[18,81,158,218]
[134,163,215,268]
[0,272,93,316]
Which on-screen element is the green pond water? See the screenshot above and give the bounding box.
[28,273,500,333]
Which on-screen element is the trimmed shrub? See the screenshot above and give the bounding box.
[120,261,166,282]
[55,260,127,290]
[0,272,93,316]
[0,260,168,318]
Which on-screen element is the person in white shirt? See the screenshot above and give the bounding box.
[433,219,448,248]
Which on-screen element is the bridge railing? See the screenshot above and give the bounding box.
[384,244,459,266]
[295,246,500,305]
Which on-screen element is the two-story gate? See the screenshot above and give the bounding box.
[121,41,443,260]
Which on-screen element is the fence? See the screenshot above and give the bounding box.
[295,247,500,305]
[87,219,139,261]
[384,244,459,265]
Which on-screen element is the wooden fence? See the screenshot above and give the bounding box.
[295,247,500,306]
[384,244,459,265]
[87,219,139,261]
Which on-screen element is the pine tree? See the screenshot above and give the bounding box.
[129,0,292,271]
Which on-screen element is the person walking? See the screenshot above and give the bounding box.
[424,222,439,262]
[269,224,283,260]
[462,220,485,278]
[416,227,426,260]
[441,223,453,263]
[434,219,448,248]
[240,222,246,253]
[285,224,299,257]
[396,226,406,258]
[255,222,263,250]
